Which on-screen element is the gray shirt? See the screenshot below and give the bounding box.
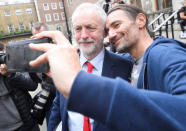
[0,76,23,131]
[131,56,144,88]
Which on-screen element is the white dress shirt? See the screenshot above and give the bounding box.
[68,49,105,131]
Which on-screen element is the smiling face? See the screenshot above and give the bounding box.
[73,9,105,60]
[106,9,139,53]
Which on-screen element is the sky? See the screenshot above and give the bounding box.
[0,0,33,4]
[0,0,33,2]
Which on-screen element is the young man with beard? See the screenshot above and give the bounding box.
[29,4,186,131]
[47,3,132,131]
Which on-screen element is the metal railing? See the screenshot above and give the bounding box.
[148,8,179,39]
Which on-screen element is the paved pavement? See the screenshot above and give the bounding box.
[170,31,186,43]
[156,30,186,43]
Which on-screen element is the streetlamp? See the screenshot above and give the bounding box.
[61,0,72,43]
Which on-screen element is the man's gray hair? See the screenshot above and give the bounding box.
[72,3,107,27]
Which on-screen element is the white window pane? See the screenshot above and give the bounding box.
[8,24,14,33]
[16,9,22,15]
[26,8,32,14]
[61,12,65,20]
[29,21,33,29]
[5,10,10,16]
[59,2,64,9]
[43,3,49,10]
[45,14,51,22]
[19,23,24,31]
[51,3,57,10]
[53,13,59,21]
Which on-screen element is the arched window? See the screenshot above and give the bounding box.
[129,0,142,8]
[155,0,172,10]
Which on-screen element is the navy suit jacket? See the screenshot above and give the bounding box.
[67,37,186,131]
[48,49,133,131]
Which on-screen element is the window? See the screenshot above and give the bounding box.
[29,21,33,29]
[5,10,10,16]
[51,3,57,10]
[67,0,72,5]
[59,2,64,9]
[15,9,22,15]
[8,24,14,33]
[19,23,24,31]
[53,13,59,21]
[45,14,51,22]
[129,0,142,8]
[61,12,65,20]
[156,0,172,10]
[43,3,49,10]
[26,8,32,14]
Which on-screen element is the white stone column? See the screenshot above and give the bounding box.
[141,0,156,13]
[172,0,184,10]
[34,0,41,22]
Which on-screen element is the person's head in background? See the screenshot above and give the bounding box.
[72,3,107,60]
[32,22,48,35]
[0,42,5,52]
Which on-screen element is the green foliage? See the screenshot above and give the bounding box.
[25,26,29,31]
[0,30,4,34]
[15,27,19,32]
[0,30,32,39]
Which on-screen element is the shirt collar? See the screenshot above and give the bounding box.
[135,56,144,65]
[80,49,105,71]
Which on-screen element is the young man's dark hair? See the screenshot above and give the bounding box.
[108,4,149,33]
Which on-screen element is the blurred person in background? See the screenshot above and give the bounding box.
[0,42,39,131]
[178,0,186,38]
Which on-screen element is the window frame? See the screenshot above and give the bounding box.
[155,0,172,10]
[29,21,33,30]
[59,2,64,9]
[53,13,59,21]
[45,14,52,22]
[15,9,22,15]
[8,24,14,33]
[61,12,65,20]
[19,23,25,31]
[26,8,32,14]
[51,3,57,10]
[43,3,49,11]
[5,10,10,16]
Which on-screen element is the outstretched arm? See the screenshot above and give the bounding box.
[29,31,186,131]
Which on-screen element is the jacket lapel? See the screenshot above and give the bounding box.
[94,49,114,131]
[62,96,69,131]
[102,49,115,77]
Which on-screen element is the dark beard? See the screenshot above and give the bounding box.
[116,45,131,53]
